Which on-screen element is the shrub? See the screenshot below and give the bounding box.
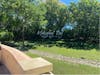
[0,31,14,41]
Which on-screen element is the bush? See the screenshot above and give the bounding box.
[0,31,14,41]
[62,30,75,40]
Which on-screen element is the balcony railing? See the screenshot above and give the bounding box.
[0,44,53,75]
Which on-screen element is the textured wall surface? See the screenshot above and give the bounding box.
[0,50,1,62]
[0,44,53,74]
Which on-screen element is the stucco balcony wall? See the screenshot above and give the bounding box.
[0,44,53,74]
[0,50,1,62]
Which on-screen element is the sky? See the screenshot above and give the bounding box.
[60,0,78,4]
[60,0,100,4]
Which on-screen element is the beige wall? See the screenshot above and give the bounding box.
[0,44,53,74]
[1,45,24,74]
[0,50,1,62]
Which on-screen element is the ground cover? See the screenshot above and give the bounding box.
[26,52,100,74]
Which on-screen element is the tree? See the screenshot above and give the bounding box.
[0,0,47,45]
[44,0,68,31]
[68,0,100,44]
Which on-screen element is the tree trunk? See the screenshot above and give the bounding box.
[22,25,25,48]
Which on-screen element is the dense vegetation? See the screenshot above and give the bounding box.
[0,0,100,49]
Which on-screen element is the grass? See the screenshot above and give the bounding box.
[26,52,100,74]
[33,45,100,61]
[3,41,100,61]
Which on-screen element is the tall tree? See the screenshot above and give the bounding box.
[45,0,68,31]
[0,0,47,44]
[69,0,100,43]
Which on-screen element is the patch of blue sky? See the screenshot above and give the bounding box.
[59,0,78,5]
[59,0,100,5]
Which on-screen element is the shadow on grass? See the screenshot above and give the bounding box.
[1,39,99,51]
[32,39,99,50]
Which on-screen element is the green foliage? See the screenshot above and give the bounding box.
[45,0,68,31]
[63,29,75,40]
[0,0,99,48]
[0,0,47,41]
[0,31,14,41]
[68,0,100,43]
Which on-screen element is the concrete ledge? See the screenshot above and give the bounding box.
[19,57,53,74]
[0,44,53,74]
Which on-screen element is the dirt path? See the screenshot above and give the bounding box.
[28,50,100,68]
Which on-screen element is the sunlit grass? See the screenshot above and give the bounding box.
[4,41,100,61]
[26,52,100,74]
[33,45,100,61]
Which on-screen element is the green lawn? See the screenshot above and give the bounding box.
[3,41,100,61]
[26,52,100,74]
[30,40,100,61]
[32,45,100,61]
